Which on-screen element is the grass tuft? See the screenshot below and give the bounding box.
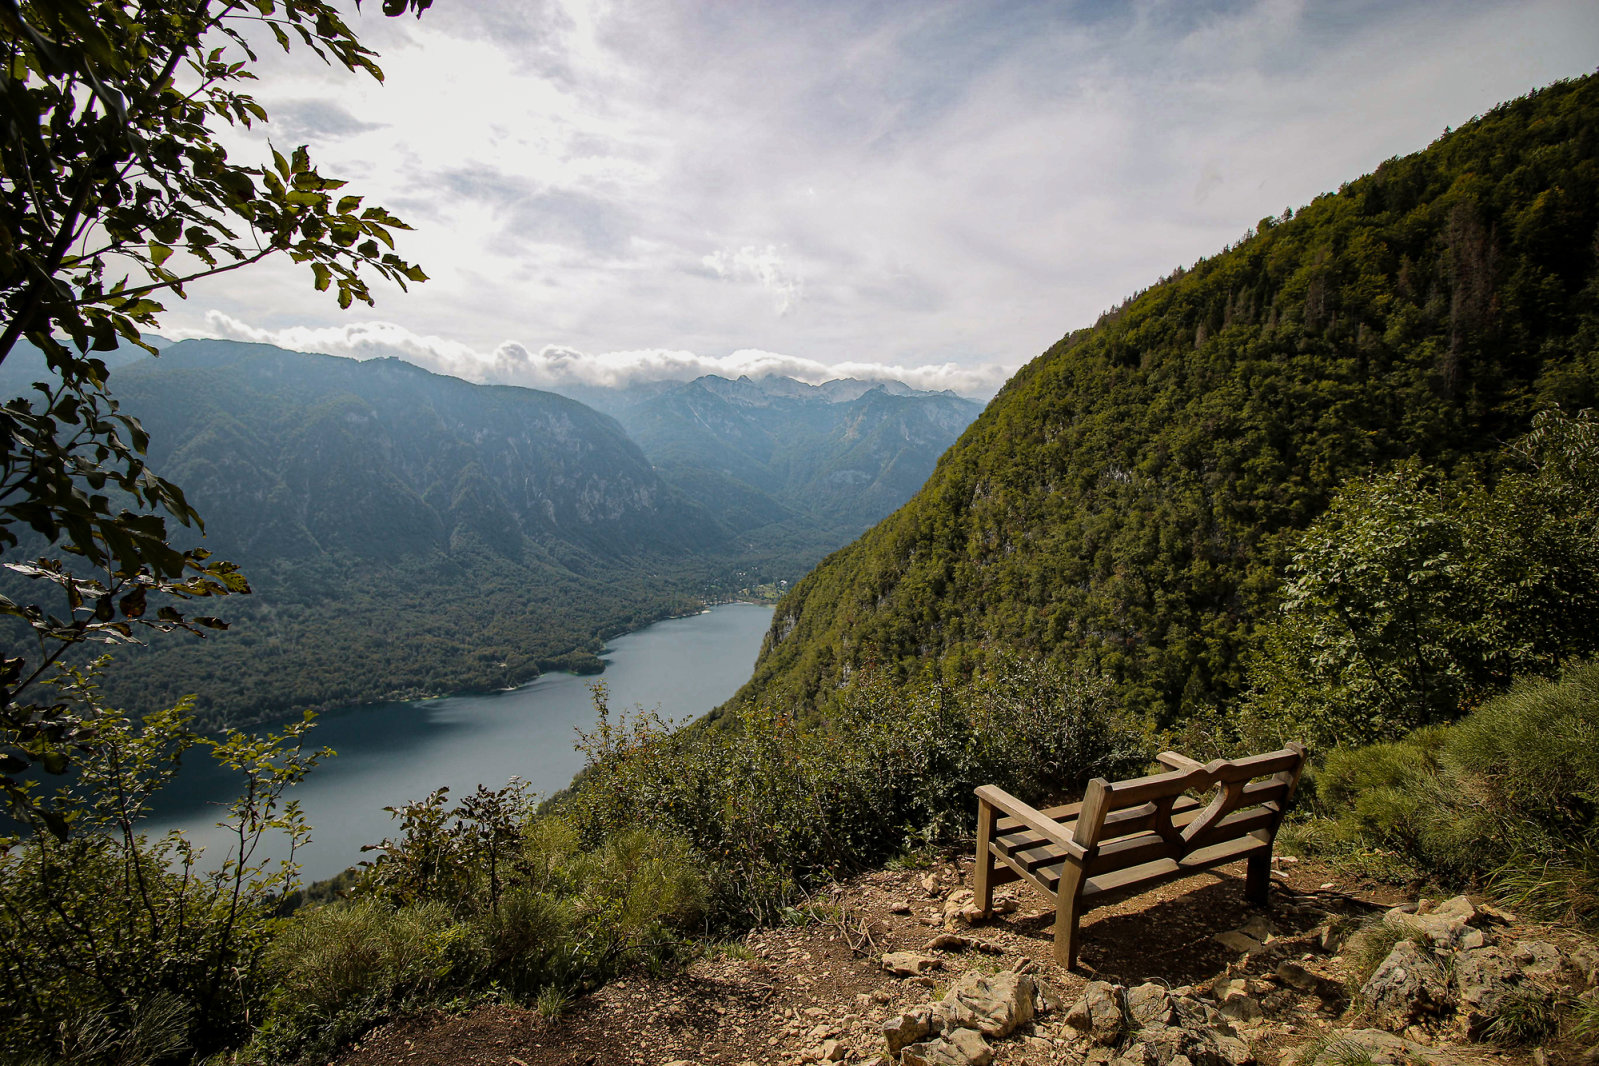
[1481,989,1560,1047]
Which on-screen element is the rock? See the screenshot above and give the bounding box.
[1477,903,1516,924]
[1570,942,1599,988]
[1219,992,1264,1025]
[1212,1031,1255,1066]
[1275,961,1320,993]
[991,895,1019,915]
[942,970,1036,1037]
[1034,977,1060,1014]
[884,1010,933,1055]
[901,1029,994,1066]
[1513,939,1572,983]
[944,1029,994,1065]
[1066,981,1127,1046]
[1361,940,1450,1026]
[1138,1018,1253,1066]
[883,952,942,976]
[820,1039,846,1062]
[890,900,913,915]
[922,873,941,896]
[1431,896,1477,925]
[1125,983,1177,1028]
[1214,931,1266,955]
[1021,1035,1054,1059]
[1384,901,1472,948]
[1453,946,1520,1037]
[927,933,977,952]
[1318,923,1348,953]
[1238,916,1275,942]
[1115,1040,1161,1066]
[1283,1029,1439,1066]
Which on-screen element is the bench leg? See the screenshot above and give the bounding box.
[1054,867,1086,970]
[973,795,997,917]
[1245,851,1272,906]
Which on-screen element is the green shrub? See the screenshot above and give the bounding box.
[251,897,479,1063]
[1300,659,1599,916]
[560,659,1147,926]
[0,667,326,1064]
[1242,408,1599,750]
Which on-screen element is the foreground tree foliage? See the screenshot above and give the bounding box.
[0,663,326,1062]
[0,0,427,822]
[1243,407,1599,748]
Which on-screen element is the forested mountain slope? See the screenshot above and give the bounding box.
[729,75,1599,728]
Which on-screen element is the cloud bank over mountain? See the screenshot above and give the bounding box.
[178,313,1010,397]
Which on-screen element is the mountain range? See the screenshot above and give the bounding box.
[1,338,979,727]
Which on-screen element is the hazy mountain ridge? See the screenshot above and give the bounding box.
[117,340,718,565]
[597,373,984,532]
[726,74,1599,727]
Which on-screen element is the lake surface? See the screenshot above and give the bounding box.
[144,602,773,883]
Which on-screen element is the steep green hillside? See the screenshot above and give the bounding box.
[731,76,1599,728]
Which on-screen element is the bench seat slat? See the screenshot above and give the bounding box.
[992,795,1204,859]
[1082,831,1269,899]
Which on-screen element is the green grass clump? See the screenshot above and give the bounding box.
[1296,660,1599,919]
[1570,992,1599,1050]
[1481,989,1561,1047]
[1293,1035,1381,1066]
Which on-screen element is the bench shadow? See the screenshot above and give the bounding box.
[999,869,1324,987]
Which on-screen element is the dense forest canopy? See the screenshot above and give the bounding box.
[730,75,1599,728]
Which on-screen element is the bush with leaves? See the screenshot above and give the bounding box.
[562,661,1147,927]
[253,805,706,1065]
[0,662,326,1064]
[1243,408,1599,749]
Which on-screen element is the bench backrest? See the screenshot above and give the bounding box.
[1071,743,1305,876]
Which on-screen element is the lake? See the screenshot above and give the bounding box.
[143,602,773,883]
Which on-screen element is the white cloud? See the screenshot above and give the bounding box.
[156,0,1599,384]
[701,246,805,315]
[175,313,1012,397]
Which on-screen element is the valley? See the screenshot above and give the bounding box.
[10,339,980,728]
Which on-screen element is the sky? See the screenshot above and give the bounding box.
[163,0,1599,399]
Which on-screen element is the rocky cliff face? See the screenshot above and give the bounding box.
[115,340,719,565]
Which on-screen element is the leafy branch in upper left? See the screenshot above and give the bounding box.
[0,0,430,830]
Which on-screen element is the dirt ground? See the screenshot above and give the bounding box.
[333,855,1550,1066]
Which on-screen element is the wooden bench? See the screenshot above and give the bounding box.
[972,743,1306,969]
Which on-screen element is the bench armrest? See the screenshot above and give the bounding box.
[1157,750,1205,772]
[975,784,1087,861]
